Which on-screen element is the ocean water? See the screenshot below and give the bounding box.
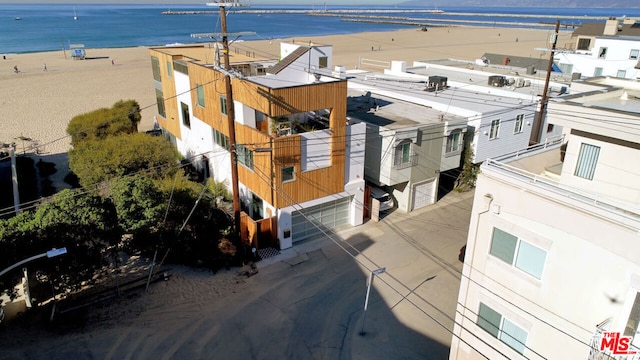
[2,4,640,54]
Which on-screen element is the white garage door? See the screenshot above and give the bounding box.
[412,179,436,210]
[291,196,351,242]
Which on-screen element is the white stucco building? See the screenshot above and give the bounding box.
[450,78,640,359]
[556,17,640,80]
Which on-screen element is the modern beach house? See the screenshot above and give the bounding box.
[556,17,640,80]
[149,42,366,250]
[450,77,640,359]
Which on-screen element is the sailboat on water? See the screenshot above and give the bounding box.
[73,7,78,20]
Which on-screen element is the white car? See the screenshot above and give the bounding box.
[370,186,394,212]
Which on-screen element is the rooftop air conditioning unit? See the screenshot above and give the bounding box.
[426,75,448,92]
[515,78,525,88]
[488,75,506,87]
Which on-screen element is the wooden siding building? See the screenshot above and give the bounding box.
[149,43,366,250]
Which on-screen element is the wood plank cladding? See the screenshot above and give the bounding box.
[188,64,228,133]
[149,49,181,139]
[149,46,350,210]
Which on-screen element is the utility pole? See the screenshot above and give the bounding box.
[191,2,254,240]
[533,19,560,145]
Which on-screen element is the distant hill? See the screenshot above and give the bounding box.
[399,0,640,8]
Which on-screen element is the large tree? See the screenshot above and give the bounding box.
[68,132,178,188]
[66,100,141,145]
[109,174,165,237]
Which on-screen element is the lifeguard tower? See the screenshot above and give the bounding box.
[70,44,86,60]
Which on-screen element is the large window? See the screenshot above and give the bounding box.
[181,102,190,128]
[319,56,328,69]
[212,129,229,150]
[577,38,591,50]
[514,114,524,134]
[617,69,627,78]
[490,228,546,279]
[151,56,161,82]
[594,67,603,77]
[236,144,254,170]
[625,292,640,348]
[574,143,600,180]
[446,131,462,154]
[155,89,166,117]
[196,84,205,107]
[558,63,573,74]
[220,95,228,116]
[394,140,416,169]
[478,303,528,354]
[630,49,639,60]
[489,119,500,140]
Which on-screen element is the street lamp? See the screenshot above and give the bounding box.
[360,267,386,335]
[0,248,68,278]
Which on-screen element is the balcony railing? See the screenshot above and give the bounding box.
[394,153,418,170]
[483,138,640,225]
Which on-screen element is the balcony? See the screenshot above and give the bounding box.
[483,138,640,226]
[394,153,418,170]
[265,112,330,138]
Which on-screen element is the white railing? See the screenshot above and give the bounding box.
[484,140,640,224]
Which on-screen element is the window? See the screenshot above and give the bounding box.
[598,47,607,59]
[212,129,230,150]
[394,141,416,169]
[478,303,528,354]
[282,166,295,182]
[577,38,591,50]
[514,114,524,134]
[617,69,627,78]
[559,63,573,74]
[489,119,500,140]
[166,61,173,77]
[574,143,600,180]
[236,144,254,170]
[196,84,205,107]
[319,56,328,69]
[446,131,462,154]
[155,89,165,117]
[625,292,640,347]
[151,56,161,82]
[181,102,190,128]
[630,49,639,60]
[220,96,228,116]
[173,61,188,74]
[546,124,554,133]
[594,67,603,77]
[490,228,546,279]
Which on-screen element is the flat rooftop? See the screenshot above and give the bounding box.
[346,89,466,130]
[347,70,538,117]
[151,44,275,65]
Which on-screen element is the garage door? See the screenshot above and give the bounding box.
[412,179,436,211]
[291,196,351,242]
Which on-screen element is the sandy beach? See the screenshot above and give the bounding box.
[0,25,572,359]
[0,26,571,163]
